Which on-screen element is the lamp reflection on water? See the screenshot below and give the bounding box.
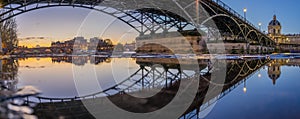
[243,79,247,93]
[258,69,262,78]
[258,73,262,78]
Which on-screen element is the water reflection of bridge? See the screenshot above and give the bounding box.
[23,58,271,118]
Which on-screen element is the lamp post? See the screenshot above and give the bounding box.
[258,22,262,31]
[258,22,262,54]
[243,8,249,54]
[243,8,247,21]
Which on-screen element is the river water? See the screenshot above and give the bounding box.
[0,55,299,118]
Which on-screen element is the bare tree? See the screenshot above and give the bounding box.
[0,15,18,54]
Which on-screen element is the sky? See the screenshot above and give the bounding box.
[16,7,138,47]
[221,0,300,33]
[15,0,300,47]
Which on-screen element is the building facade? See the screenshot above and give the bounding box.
[268,15,300,45]
[267,15,300,52]
[51,37,113,54]
[136,30,206,55]
[268,15,288,44]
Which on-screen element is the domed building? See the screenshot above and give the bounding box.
[266,15,300,52]
[268,15,281,35]
[268,15,287,44]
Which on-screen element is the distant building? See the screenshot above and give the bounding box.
[88,37,113,51]
[51,40,73,53]
[89,37,102,51]
[267,15,300,52]
[268,15,288,44]
[285,34,300,44]
[124,42,136,51]
[268,15,300,44]
[74,37,88,51]
[50,37,114,54]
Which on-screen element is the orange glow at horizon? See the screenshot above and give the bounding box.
[19,42,50,48]
[18,37,128,48]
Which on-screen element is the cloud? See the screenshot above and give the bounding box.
[18,37,51,41]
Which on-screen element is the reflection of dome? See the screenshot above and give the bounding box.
[268,62,281,85]
[268,72,280,85]
[269,15,281,26]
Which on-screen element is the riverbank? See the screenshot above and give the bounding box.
[1,53,300,60]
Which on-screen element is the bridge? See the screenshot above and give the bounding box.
[0,0,278,118]
[9,57,269,118]
[0,0,275,54]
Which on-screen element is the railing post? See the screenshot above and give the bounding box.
[165,67,168,88]
[152,66,155,88]
[0,32,2,53]
[141,66,144,88]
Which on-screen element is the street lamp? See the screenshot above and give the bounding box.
[258,22,262,31]
[243,8,249,54]
[258,22,262,54]
[243,8,247,21]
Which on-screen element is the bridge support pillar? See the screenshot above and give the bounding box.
[246,42,250,54]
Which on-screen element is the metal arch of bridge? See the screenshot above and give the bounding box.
[0,0,194,35]
[200,0,276,47]
[1,0,276,47]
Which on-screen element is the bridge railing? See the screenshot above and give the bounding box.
[210,0,261,34]
[210,0,277,45]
